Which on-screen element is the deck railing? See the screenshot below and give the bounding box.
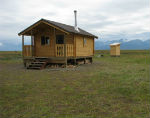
[23,45,32,57]
[66,44,74,57]
[23,44,73,57]
[56,44,64,57]
[56,44,74,57]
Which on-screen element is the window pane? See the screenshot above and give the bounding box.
[83,37,87,46]
[84,38,86,44]
[56,35,64,44]
[45,37,50,45]
[41,36,45,45]
[47,39,49,44]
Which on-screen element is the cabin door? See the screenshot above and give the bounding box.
[56,35,64,44]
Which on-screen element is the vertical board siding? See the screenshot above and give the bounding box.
[32,24,94,57]
[34,27,74,57]
[34,25,55,57]
[75,35,94,56]
[110,45,120,56]
[23,45,32,57]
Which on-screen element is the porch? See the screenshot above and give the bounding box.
[23,44,74,57]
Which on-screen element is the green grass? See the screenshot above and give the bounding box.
[0,50,150,118]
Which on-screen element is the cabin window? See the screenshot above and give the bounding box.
[41,36,50,45]
[83,37,87,46]
[56,35,64,44]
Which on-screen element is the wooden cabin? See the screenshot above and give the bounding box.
[110,43,120,57]
[18,18,98,69]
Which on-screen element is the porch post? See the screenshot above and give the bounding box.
[22,35,24,58]
[31,31,34,57]
[22,35,26,67]
[54,28,56,57]
[64,34,67,67]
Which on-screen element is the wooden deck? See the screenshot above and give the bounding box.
[23,44,74,58]
[23,44,93,68]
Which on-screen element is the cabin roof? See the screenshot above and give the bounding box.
[18,18,98,38]
[110,43,120,46]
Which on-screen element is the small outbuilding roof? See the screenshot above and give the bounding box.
[110,43,120,46]
[18,18,98,38]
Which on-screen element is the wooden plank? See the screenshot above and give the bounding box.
[31,37,33,56]
[64,34,67,67]
[33,27,55,57]
[74,34,76,57]
[55,44,74,57]
[31,30,34,57]
[22,35,24,58]
[42,21,69,34]
[47,60,66,64]
[23,45,32,57]
[75,35,94,57]
[19,20,69,36]
[54,28,56,57]
[19,21,42,36]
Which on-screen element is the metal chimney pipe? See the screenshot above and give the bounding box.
[74,10,77,28]
[74,10,79,32]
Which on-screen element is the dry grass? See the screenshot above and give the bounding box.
[0,50,150,118]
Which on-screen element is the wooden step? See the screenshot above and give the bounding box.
[35,57,48,59]
[27,60,48,70]
[29,64,42,67]
[31,62,45,64]
[27,66,41,69]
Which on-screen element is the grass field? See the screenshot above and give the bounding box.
[0,50,150,118]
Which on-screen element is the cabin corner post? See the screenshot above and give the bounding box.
[22,35,26,67]
[73,34,76,65]
[64,34,67,67]
[31,31,34,57]
[22,35,24,58]
[54,28,56,57]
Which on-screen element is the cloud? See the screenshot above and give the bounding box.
[0,0,149,44]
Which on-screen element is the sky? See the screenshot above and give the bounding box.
[0,0,150,49]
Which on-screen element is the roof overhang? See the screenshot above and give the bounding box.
[18,18,98,39]
[110,43,120,46]
[18,19,69,36]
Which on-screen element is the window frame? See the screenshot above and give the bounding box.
[41,36,50,46]
[56,35,64,44]
[83,37,87,47]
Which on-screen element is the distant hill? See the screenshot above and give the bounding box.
[95,39,150,50]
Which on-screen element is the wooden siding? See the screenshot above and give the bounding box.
[110,45,120,56]
[24,23,94,58]
[75,35,94,56]
[55,30,74,44]
[23,45,32,57]
[34,26,55,57]
[34,25,74,57]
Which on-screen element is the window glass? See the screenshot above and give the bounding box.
[56,35,64,44]
[41,36,45,45]
[45,37,50,45]
[41,36,50,45]
[83,37,87,46]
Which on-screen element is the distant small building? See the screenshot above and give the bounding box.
[110,43,120,56]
